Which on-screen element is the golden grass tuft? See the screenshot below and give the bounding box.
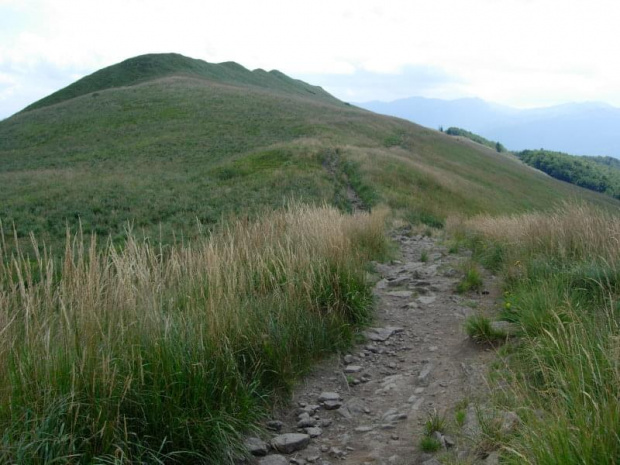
[0,203,388,463]
[453,202,620,263]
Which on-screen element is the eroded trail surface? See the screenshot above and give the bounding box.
[250,232,499,465]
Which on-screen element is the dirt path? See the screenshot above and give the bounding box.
[248,231,500,465]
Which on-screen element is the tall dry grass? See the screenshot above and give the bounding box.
[449,203,620,464]
[0,204,388,464]
[452,202,620,263]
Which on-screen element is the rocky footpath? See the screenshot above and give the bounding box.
[242,231,502,464]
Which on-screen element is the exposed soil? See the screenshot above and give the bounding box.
[248,231,503,465]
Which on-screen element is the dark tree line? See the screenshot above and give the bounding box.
[518,149,620,199]
[445,127,506,152]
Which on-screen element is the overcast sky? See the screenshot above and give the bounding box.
[1,0,619,119]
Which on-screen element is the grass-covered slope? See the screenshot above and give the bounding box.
[23,53,339,112]
[1,53,617,250]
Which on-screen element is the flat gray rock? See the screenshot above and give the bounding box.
[323,400,342,410]
[244,437,269,456]
[410,397,424,410]
[418,295,437,305]
[271,433,310,454]
[383,412,408,422]
[318,392,341,402]
[344,365,362,373]
[305,426,323,437]
[364,326,404,342]
[386,290,414,298]
[387,276,410,287]
[484,451,500,465]
[417,363,434,385]
[344,397,368,416]
[336,405,353,420]
[259,455,289,465]
[382,407,407,423]
[491,320,519,336]
[266,420,283,432]
[375,278,388,289]
[297,413,317,428]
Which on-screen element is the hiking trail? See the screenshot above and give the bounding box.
[246,230,501,465]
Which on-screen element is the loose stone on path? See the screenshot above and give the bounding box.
[244,437,269,456]
[271,433,311,454]
[363,326,404,342]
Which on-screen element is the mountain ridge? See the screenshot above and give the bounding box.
[22,53,340,113]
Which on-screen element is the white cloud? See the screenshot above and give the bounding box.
[1,0,619,118]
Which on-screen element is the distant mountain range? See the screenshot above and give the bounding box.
[357,97,620,158]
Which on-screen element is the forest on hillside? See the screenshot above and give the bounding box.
[445,127,506,152]
[517,149,620,199]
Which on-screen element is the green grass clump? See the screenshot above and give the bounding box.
[419,436,442,452]
[0,204,388,464]
[424,411,447,436]
[455,409,467,428]
[418,410,446,453]
[420,249,429,262]
[455,204,620,464]
[457,261,483,293]
[464,315,507,344]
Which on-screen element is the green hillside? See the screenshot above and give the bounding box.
[2,53,620,464]
[2,53,616,251]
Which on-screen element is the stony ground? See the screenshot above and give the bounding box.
[244,230,504,465]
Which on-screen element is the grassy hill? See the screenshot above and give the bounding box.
[1,53,619,463]
[22,53,340,112]
[1,53,616,250]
